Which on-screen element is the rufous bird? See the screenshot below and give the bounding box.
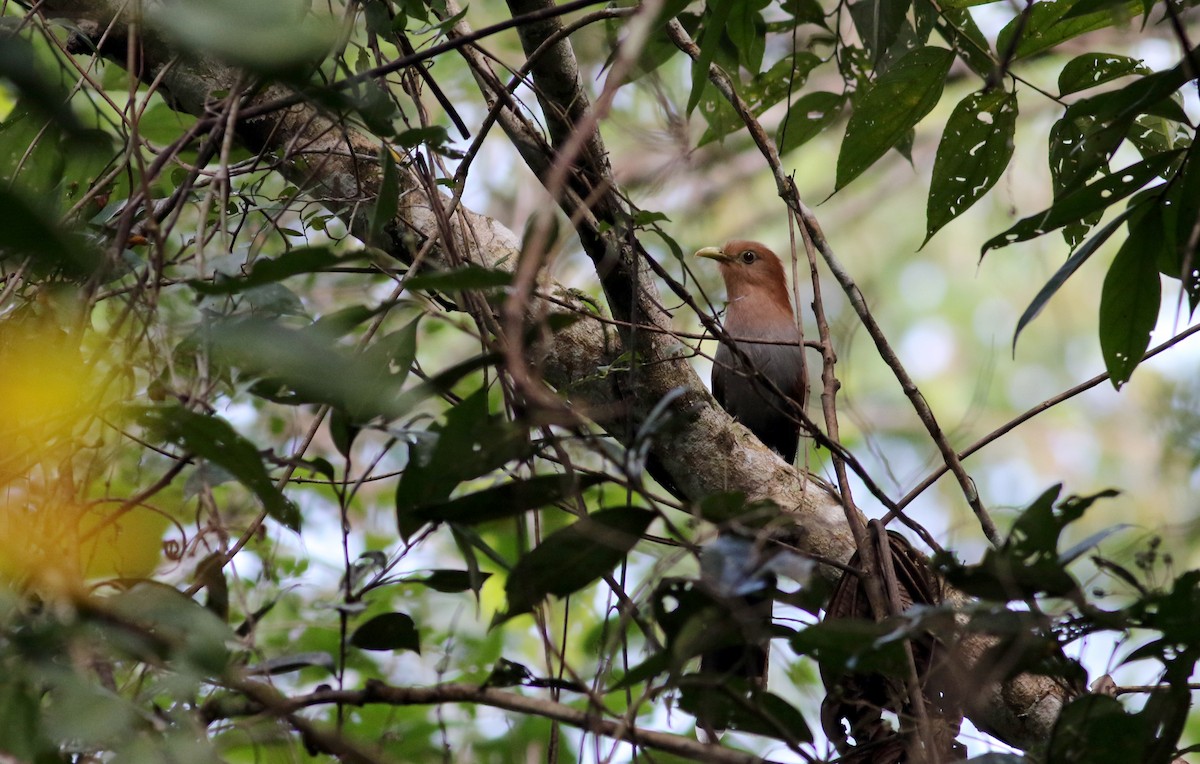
[694,240,809,689]
[696,240,807,462]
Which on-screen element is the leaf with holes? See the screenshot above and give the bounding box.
[925,89,1017,243]
[982,150,1181,255]
[1058,53,1148,96]
[777,91,845,154]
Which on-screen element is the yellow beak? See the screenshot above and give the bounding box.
[694,246,728,261]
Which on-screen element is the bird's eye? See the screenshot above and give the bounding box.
[739,250,756,264]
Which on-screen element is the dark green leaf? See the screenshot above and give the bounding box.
[932,6,994,76]
[940,0,1003,9]
[849,0,912,64]
[777,91,845,154]
[395,125,449,149]
[1010,207,1133,350]
[415,569,492,593]
[0,185,102,279]
[1048,112,1125,198]
[407,474,604,530]
[1058,53,1148,96]
[502,507,655,618]
[727,2,767,73]
[1068,46,1198,125]
[983,150,1181,254]
[149,0,337,74]
[350,612,420,653]
[368,144,400,247]
[346,318,420,421]
[329,407,359,458]
[405,265,513,292]
[189,247,347,295]
[687,0,735,115]
[925,89,1018,242]
[1099,233,1160,388]
[996,0,1140,61]
[747,52,823,116]
[790,618,908,675]
[1161,156,1200,310]
[783,0,828,24]
[395,387,534,539]
[1047,695,1147,763]
[836,46,954,190]
[678,681,813,743]
[134,405,301,532]
[107,583,235,673]
[211,316,480,424]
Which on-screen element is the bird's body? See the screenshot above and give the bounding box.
[694,240,809,690]
[699,240,807,463]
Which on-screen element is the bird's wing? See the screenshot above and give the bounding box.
[711,342,731,408]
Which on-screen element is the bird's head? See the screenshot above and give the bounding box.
[695,241,793,316]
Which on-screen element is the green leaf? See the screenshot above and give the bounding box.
[0,185,102,279]
[1048,112,1124,199]
[777,91,845,154]
[395,388,534,539]
[134,405,301,532]
[996,0,1140,61]
[727,2,767,73]
[790,618,908,676]
[1048,695,1147,763]
[350,612,421,653]
[501,507,655,618]
[983,150,1182,254]
[687,0,735,115]
[148,0,337,74]
[404,474,604,531]
[0,679,50,761]
[849,0,912,64]
[414,569,492,593]
[346,318,420,421]
[932,6,994,76]
[395,125,449,149]
[1010,207,1134,350]
[925,89,1018,242]
[107,582,236,673]
[189,247,347,295]
[1099,232,1160,388]
[745,52,823,117]
[368,143,400,247]
[836,46,954,191]
[405,265,513,292]
[678,682,813,743]
[1058,53,1149,96]
[1070,48,1198,124]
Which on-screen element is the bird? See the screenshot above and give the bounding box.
[695,240,807,463]
[693,240,809,691]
